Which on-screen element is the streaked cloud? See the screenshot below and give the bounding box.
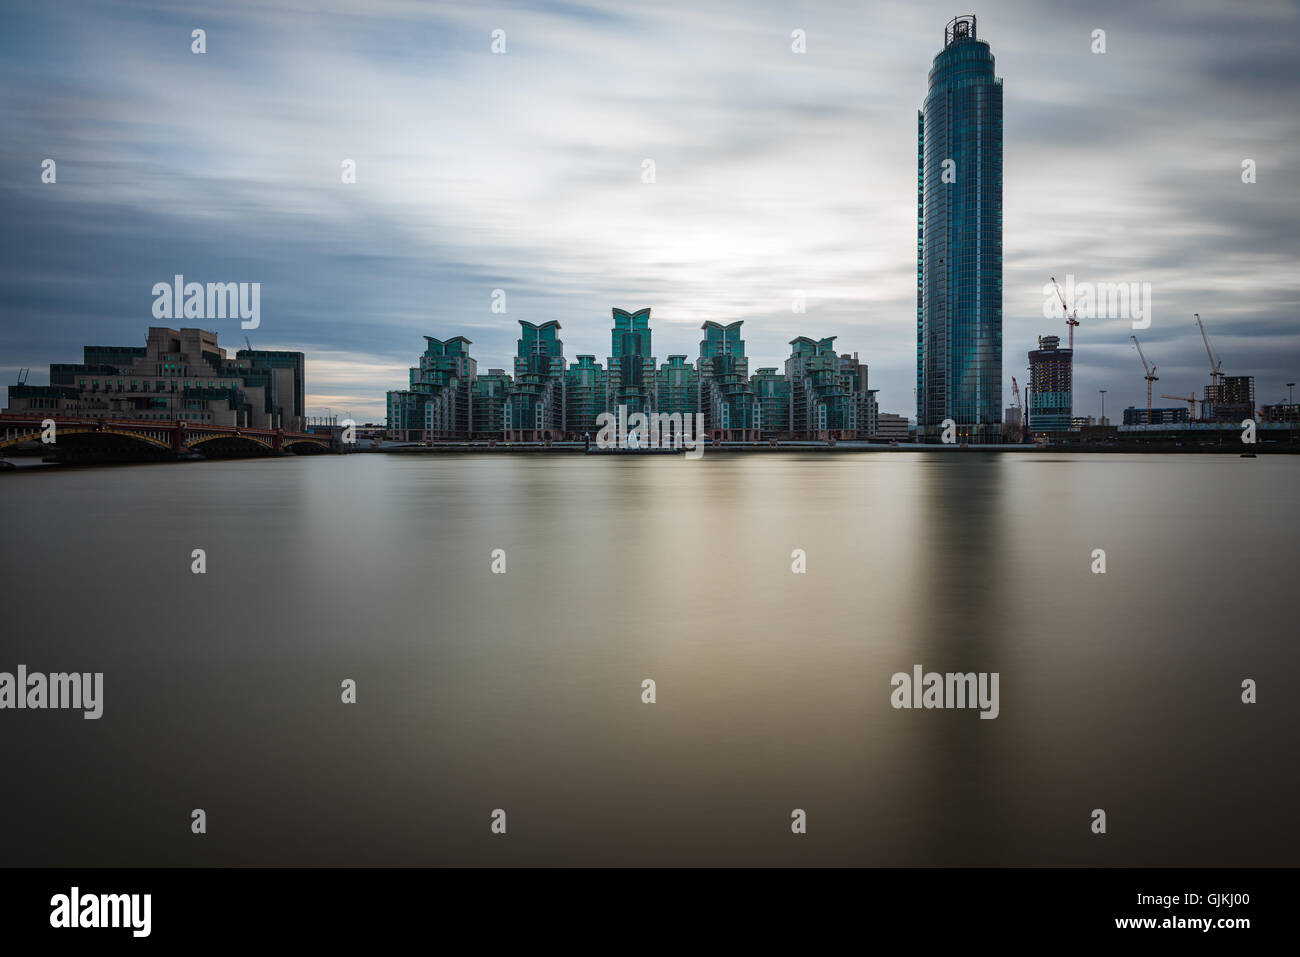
[1,0,1297,420]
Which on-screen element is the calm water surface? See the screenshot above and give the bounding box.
[1,452,1296,865]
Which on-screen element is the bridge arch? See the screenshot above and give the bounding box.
[282,437,330,453]
[186,433,274,452]
[0,426,171,451]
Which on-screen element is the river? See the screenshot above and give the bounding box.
[1,452,1295,864]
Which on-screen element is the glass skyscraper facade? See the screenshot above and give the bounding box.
[917,15,1003,443]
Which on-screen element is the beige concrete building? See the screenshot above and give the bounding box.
[4,327,304,430]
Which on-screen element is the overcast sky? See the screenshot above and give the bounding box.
[2,0,1297,421]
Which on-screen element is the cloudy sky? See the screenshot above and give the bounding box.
[2,0,1297,421]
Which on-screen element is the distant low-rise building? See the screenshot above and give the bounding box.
[1262,402,1299,424]
[873,412,911,442]
[1123,406,1190,426]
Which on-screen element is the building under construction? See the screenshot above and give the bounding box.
[1208,375,1255,422]
[1186,313,1256,423]
[1028,335,1072,434]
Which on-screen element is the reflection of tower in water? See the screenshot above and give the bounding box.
[894,456,1011,862]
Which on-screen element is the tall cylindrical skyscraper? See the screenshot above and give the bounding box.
[917,15,1003,443]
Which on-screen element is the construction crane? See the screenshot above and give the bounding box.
[1161,394,1198,419]
[1131,335,1158,420]
[1011,375,1028,441]
[1193,313,1222,399]
[1050,275,1081,349]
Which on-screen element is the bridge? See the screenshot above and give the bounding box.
[0,415,335,463]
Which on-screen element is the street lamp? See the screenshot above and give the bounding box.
[1288,383,1295,405]
[1099,389,1107,425]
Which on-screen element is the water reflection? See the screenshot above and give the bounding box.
[0,453,1295,865]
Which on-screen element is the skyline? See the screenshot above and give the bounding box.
[2,0,1298,422]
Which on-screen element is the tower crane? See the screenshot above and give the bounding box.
[1194,313,1222,400]
[1050,275,1081,349]
[1011,375,1028,442]
[1131,335,1158,421]
[1161,394,1198,419]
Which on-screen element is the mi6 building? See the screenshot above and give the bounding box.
[5,327,304,430]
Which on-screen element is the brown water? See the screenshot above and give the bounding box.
[0,452,1296,865]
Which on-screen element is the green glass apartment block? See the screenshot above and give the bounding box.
[471,368,512,438]
[698,320,759,440]
[786,336,851,438]
[400,335,476,439]
[837,352,880,439]
[917,15,1004,443]
[565,355,608,437]
[506,320,566,440]
[750,367,790,440]
[655,355,698,419]
[607,308,656,417]
[386,389,422,437]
